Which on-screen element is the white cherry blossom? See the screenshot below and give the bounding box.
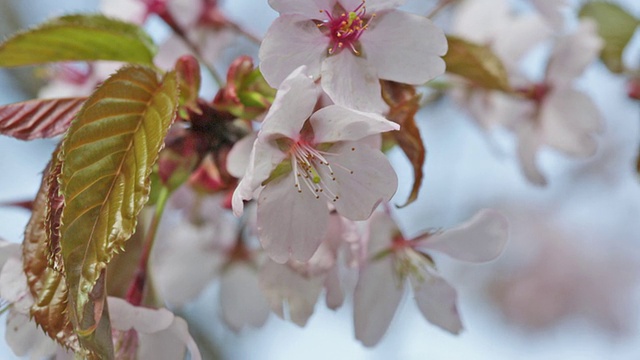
[232,66,398,264]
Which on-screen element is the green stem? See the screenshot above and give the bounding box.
[125,185,171,306]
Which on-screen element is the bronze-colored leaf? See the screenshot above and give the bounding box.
[381,81,426,208]
[0,98,85,140]
[444,35,511,92]
[58,65,178,337]
[23,149,78,351]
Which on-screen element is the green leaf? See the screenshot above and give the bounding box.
[58,65,178,336]
[579,2,639,73]
[444,35,511,92]
[0,14,157,67]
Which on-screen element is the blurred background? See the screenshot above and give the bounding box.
[1,0,640,359]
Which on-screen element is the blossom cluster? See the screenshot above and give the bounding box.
[0,0,628,358]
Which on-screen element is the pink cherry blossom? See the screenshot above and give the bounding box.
[259,0,447,112]
[232,66,399,264]
[354,209,508,346]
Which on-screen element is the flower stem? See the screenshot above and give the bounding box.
[125,185,171,306]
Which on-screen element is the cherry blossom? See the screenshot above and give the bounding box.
[232,66,398,263]
[259,0,447,112]
[354,209,508,346]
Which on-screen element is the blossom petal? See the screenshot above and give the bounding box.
[354,255,403,347]
[366,211,398,256]
[220,263,271,332]
[268,0,335,18]
[0,256,31,314]
[361,10,446,84]
[260,260,324,326]
[5,311,58,358]
[310,105,398,144]
[349,0,406,13]
[321,52,387,113]
[410,271,463,334]
[516,123,547,186]
[415,209,509,263]
[324,265,344,309]
[108,297,175,333]
[493,15,553,68]
[451,0,510,43]
[259,66,319,140]
[540,89,602,156]
[227,132,258,179]
[232,138,286,217]
[259,15,328,87]
[257,173,330,263]
[322,142,397,221]
[139,317,202,360]
[546,20,603,88]
[530,0,568,30]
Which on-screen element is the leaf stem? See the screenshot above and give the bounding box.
[125,185,171,306]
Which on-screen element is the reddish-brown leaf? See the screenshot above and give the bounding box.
[0,97,85,140]
[23,149,79,351]
[381,81,426,208]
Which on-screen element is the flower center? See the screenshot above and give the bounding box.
[290,142,349,202]
[318,1,373,55]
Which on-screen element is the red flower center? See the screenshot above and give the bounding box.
[319,1,373,55]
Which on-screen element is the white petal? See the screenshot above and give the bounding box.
[354,255,403,347]
[259,66,319,140]
[167,0,203,29]
[320,52,388,113]
[324,265,344,309]
[415,209,509,263]
[138,317,202,360]
[257,173,330,263]
[108,297,175,333]
[361,10,446,84]
[0,241,19,271]
[227,132,258,179]
[366,211,397,256]
[269,0,334,18]
[411,271,463,334]
[516,123,547,186]
[540,89,602,156]
[220,263,271,332]
[260,260,324,327]
[259,15,328,87]
[451,0,510,43]
[0,256,31,313]
[5,311,58,358]
[100,0,147,23]
[322,142,397,221]
[546,19,603,88]
[232,138,286,217]
[530,0,568,30]
[352,0,406,12]
[310,105,398,144]
[493,15,553,68]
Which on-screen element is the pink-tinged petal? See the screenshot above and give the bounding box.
[324,265,344,309]
[410,271,463,334]
[546,20,603,88]
[493,15,553,68]
[516,123,547,186]
[168,0,203,29]
[354,255,403,347]
[139,317,202,360]
[530,0,568,30]
[540,88,602,157]
[366,211,397,255]
[320,52,388,113]
[343,0,406,13]
[0,256,31,313]
[232,138,286,217]
[451,0,510,43]
[227,132,258,179]
[269,0,335,18]
[259,15,328,87]
[257,173,330,263]
[260,260,324,326]
[108,297,174,333]
[322,142,397,221]
[220,263,271,332]
[5,311,58,358]
[259,66,319,140]
[0,241,19,271]
[361,10,446,85]
[415,209,509,263]
[310,105,398,144]
[100,0,148,24]
[151,222,224,306]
